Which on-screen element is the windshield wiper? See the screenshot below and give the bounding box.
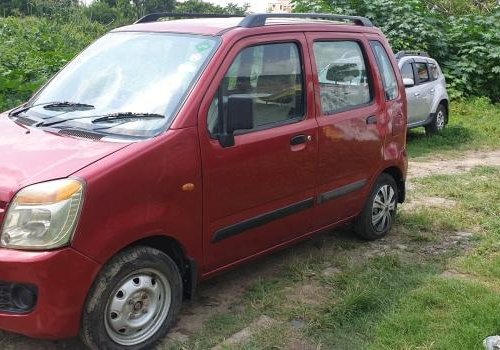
[43,101,95,111]
[38,112,165,128]
[9,101,94,117]
[91,112,165,124]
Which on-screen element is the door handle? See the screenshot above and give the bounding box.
[414,92,421,96]
[290,134,307,146]
[366,115,377,125]
[430,88,435,93]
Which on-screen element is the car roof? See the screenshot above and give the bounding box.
[398,56,439,66]
[113,15,380,37]
[115,18,243,36]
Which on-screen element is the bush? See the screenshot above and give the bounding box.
[0,16,106,111]
[444,12,500,101]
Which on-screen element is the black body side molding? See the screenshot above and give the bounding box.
[212,198,314,243]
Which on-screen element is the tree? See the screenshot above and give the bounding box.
[174,0,248,14]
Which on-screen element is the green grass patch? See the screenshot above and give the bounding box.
[407,98,500,158]
[305,255,439,349]
[370,277,500,350]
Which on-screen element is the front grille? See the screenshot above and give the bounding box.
[59,129,104,141]
[0,281,37,313]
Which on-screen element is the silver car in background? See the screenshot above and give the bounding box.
[397,51,449,134]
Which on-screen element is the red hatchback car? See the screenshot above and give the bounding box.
[0,13,407,349]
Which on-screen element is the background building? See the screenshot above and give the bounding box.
[267,0,292,13]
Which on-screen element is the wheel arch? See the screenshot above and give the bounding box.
[125,235,198,299]
[381,166,405,203]
[439,99,449,124]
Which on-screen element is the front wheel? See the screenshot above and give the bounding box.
[425,104,447,135]
[354,174,398,240]
[80,246,183,350]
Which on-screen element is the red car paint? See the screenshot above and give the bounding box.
[0,17,407,339]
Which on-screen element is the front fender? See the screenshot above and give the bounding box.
[71,127,203,266]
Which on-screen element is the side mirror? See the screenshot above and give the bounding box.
[218,95,254,148]
[403,78,415,88]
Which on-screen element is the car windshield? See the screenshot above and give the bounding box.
[23,32,219,138]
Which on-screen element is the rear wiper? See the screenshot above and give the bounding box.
[91,112,165,124]
[9,101,94,117]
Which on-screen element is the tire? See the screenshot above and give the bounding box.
[354,174,398,240]
[425,104,447,135]
[80,246,183,350]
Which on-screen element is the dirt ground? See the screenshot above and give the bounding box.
[1,150,499,350]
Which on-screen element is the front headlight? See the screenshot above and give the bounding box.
[0,179,84,250]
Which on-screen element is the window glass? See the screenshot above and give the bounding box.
[29,32,219,138]
[415,63,430,83]
[313,41,372,114]
[401,63,414,81]
[370,41,399,100]
[429,63,439,80]
[208,43,304,136]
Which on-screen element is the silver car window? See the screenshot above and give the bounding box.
[401,63,414,80]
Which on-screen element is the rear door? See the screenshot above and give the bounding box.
[306,32,385,229]
[412,61,434,121]
[198,34,318,272]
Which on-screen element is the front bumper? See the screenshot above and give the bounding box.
[0,247,100,339]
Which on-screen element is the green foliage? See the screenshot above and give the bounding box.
[407,97,500,158]
[175,0,248,15]
[444,12,500,101]
[0,16,106,111]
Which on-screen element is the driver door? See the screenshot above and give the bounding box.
[198,34,318,272]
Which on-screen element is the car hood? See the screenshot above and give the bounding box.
[0,114,130,203]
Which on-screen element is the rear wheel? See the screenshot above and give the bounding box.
[81,246,182,350]
[354,174,398,240]
[425,104,447,135]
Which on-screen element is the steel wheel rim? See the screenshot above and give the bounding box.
[104,268,171,346]
[436,110,445,130]
[371,185,396,233]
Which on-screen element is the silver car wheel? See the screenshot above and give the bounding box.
[104,268,171,346]
[436,110,445,131]
[371,185,396,233]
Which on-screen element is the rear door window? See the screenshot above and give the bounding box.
[415,63,430,84]
[313,41,372,114]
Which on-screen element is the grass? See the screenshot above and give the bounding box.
[407,98,500,158]
[166,165,500,350]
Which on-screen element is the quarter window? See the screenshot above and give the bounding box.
[207,42,304,136]
[313,41,372,114]
[415,63,430,83]
[370,41,399,101]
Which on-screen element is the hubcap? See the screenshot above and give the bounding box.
[104,268,171,346]
[436,110,445,130]
[371,185,396,233]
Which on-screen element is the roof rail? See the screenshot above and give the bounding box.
[135,12,374,27]
[239,13,373,28]
[135,12,236,24]
[395,51,430,59]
